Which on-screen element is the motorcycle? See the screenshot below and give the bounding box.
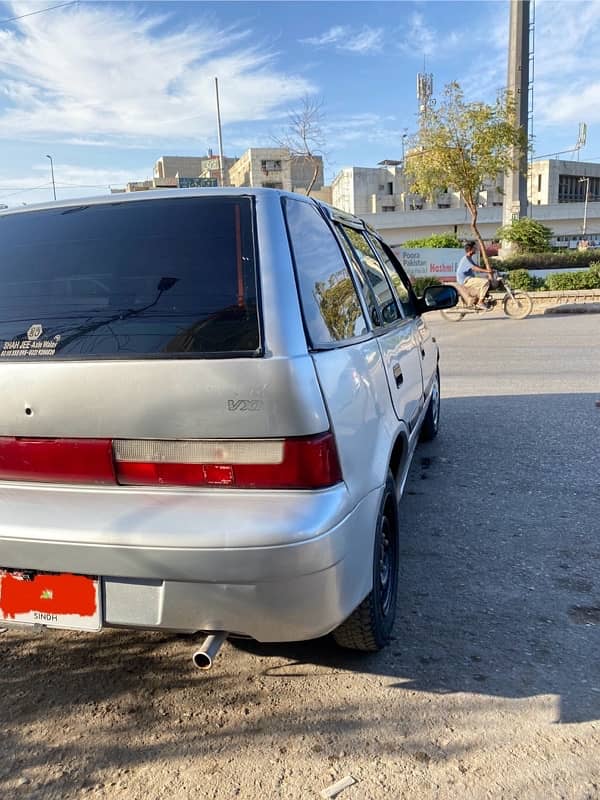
[440,270,533,322]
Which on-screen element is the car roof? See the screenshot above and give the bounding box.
[0,186,369,230]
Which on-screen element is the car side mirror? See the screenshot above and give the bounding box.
[418,285,458,313]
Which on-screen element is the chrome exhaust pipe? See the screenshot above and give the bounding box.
[192,631,228,670]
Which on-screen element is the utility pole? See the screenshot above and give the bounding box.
[502,0,530,230]
[214,77,225,187]
[579,177,590,238]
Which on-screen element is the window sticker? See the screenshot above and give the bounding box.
[1,324,61,358]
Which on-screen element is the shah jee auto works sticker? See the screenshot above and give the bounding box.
[1,324,61,358]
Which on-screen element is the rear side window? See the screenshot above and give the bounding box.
[341,226,401,326]
[0,197,259,359]
[366,235,417,318]
[284,199,367,347]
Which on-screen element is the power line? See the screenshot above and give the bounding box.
[0,183,53,200]
[0,183,116,200]
[0,1,78,25]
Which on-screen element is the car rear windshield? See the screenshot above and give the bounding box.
[0,196,260,360]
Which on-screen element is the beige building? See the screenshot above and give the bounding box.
[529,158,600,206]
[331,158,600,247]
[228,148,324,195]
[332,161,503,216]
[115,147,328,197]
[154,153,237,185]
[362,201,600,249]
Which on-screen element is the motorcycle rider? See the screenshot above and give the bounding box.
[456,241,493,310]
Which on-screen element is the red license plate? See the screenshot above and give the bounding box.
[0,570,101,631]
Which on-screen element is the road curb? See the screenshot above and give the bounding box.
[490,289,600,315]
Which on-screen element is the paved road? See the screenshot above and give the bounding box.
[1,313,599,799]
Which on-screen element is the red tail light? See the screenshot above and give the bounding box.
[0,438,115,484]
[0,434,342,489]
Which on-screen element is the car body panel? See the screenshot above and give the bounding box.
[1,355,329,440]
[375,319,424,431]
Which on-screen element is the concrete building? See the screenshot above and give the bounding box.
[331,158,600,247]
[123,175,216,193]
[332,162,503,217]
[228,148,324,195]
[363,200,600,249]
[154,153,237,185]
[529,159,600,206]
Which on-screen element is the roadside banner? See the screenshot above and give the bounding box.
[392,247,465,282]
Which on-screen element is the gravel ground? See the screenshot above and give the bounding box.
[1,313,599,800]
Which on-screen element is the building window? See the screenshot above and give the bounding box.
[386,182,393,195]
[537,174,542,192]
[558,174,600,203]
[382,206,395,212]
[263,182,283,189]
[261,160,282,172]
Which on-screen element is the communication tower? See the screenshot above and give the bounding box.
[417,72,433,118]
[574,123,587,160]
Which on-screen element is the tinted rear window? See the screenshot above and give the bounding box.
[0,196,259,359]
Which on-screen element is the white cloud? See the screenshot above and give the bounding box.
[302,26,347,47]
[399,12,436,58]
[0,161,150,207]
[30,161,146,187]
[302,25,383,54]
[454,8,508,102]
[456,0,600,142]
[324,113,404,165]
[60,137,147,149]
[0,2,314,142]
[533,0,600,131]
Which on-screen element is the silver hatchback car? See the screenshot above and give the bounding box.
[0,188,456,666]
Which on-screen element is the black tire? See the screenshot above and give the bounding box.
[333,472,399,652]
[503,291,533,319]
[419,368,440,442]
[440,297,466,322]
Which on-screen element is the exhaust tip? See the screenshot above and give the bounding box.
[192,651,213,670]
[191,631,228,671]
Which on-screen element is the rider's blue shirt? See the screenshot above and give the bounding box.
[457,254,478,284]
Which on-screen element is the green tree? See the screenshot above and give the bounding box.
[405,81,525,270]
[402,232,461,248]
[495,217,553,253]
[314,271,363,339]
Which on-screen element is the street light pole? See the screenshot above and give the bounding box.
[45,154,56,201]
[579,176,590,238]
[214,78,225,187]
[401,132,408,165]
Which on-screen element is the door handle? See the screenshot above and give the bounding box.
[393,363,403,386]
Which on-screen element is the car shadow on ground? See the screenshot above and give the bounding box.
[236,391,600,725]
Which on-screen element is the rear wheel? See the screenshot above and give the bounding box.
[503,291,533,319]
[419,369,440,442]
[440,297,466,322]
[333,472,399,652]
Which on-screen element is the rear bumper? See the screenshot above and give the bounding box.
[0,482,379,641]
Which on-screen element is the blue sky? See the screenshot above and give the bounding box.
[1,0,600,207]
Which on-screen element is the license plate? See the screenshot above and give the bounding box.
[0,569,101,631]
